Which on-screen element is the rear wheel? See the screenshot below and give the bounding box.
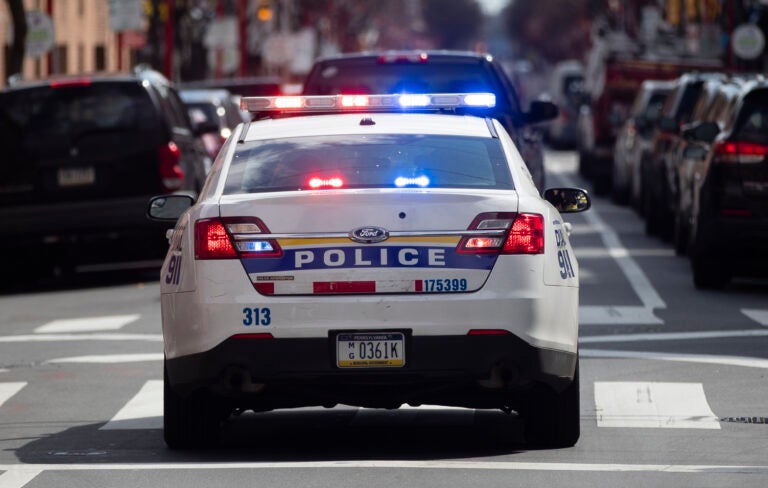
[523,360,580,448]
[164,362,223,449]
[673,211,689,256]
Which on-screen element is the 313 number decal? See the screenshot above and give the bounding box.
[243,307,271,326]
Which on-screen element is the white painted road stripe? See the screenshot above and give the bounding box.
[581,329,768,343]
[34,314,140,334]
[99,380,162,430]
[0,460,766,475]
[0,333,162,343]
[47,353,163,364]
[581,349,768,369]
[0,382,26,408]
[579,306,663,326]
[594,382,720,429]
[742,309,768,327]
[576,247,676,258]
[0,468,42,488]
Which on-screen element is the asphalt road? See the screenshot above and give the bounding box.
[0,150,766,488]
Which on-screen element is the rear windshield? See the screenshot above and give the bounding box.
[304,60,504,97]
[1,82,159,134]
[224,134,513,194]
[734,90,768,144]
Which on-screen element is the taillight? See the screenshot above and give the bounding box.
[159,142,183,191]
[714,141,768,163]
[503,213,545,254]
[194,218,282,260]
[457,212,544,255]
[50,78,91,88]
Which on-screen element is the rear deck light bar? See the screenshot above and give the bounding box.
[240,93,496,114]
[715,141,768,163]
[377,52,429,64]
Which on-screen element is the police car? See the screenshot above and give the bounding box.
[147,93,591,449]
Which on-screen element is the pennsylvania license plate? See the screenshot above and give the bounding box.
[336,332,405,368]
[57,167,95,187]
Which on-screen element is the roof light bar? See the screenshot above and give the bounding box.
[240,93,497,114]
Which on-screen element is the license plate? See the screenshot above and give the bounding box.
[336,332,405,368]
[57,167,95,187]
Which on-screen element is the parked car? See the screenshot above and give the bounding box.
[179,88,247,158]
[301,50,558,193]
[669,77,741,254]
[545,59,585,149]
[0,68,212,277]
[612,79,674,206]
[642,72,726,239]
[679,77,768,288]
[148,92,590,449]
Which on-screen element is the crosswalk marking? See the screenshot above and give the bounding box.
[99,380,162,430]
[594,382,720,429]
[0,382,26,408]
[47,353,163,364]
[742,309,768,327]
[34,314,140,334]
[579,306,663,326]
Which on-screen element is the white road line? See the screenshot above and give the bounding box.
[0,468,42,488]
[580,329,768,343]
[581,349,768,369]
[99,380,162,430]
[47,354,163,364]
[594,382,720,429]
[0,333,162,343]
[0,460,766,474]
[742,309,768,327]
[579,306,663,326]
[576,247,676,258]
[34,314,140,334]
[0,382,26,408]
[558,167,666,324]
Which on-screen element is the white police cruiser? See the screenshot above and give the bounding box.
[148,93,591,449]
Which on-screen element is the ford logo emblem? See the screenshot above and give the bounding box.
[349,226,389,243]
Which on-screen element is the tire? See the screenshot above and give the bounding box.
[672,211,688,256]
[643,186,659,236]
[164,362,223,449]
[691,256,730,290]
[523,359,580,448]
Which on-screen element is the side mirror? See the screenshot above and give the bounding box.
[525,100,559,124]
[658,116,678,134]
[544,187,591,213]
[147,194,195,222]
[685,121,720,143]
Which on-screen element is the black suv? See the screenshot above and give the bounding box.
[301,50,557,192]
[681,78,768,288]
[0,68,212,277]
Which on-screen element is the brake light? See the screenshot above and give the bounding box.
[308,177,344,189]
[714,141,768,163]
[377,52,428,64]
[468,329,510,335]
[195,218,282,260]
[50,78,91,88]
[502,213,545,254]
[195,219,237,259]
[159,142,183,191]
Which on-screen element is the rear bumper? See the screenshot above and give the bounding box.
[0,196,171,266]
[165,333,577,409]
[695,216,768,272]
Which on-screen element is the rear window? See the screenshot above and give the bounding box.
[0,82,160,139]
[224,134,513,194]
[734,90,768,144]
[304,60,503,97]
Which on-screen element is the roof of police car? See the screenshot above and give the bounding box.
[241,112,495,141]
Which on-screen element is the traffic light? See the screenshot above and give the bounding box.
[257,0,272,21]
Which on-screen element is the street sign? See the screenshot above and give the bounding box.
[732,23,765,60]
[109,0,143,32]
[8,10,55,58]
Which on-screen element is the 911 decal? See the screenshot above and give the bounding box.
[243,307,271,326]
[165,255,182,285]
[418,278,468,292]
[554,225,575,279]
